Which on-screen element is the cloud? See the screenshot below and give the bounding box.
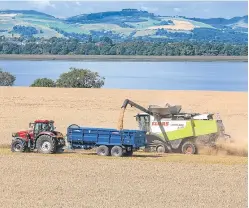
[173,7,182,13]
[30,0,55,9]
[140,5,158,13]
[75,1,81,6]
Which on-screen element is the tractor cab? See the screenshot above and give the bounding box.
[29,120,56,136]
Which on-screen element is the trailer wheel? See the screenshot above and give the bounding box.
[111,146,123,157]
[181,141,197,154]
[96,145,109,156]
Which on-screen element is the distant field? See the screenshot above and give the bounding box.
[0,54,247,62]
[80,23,134,36]
[148,20,195,31]
[126,18,161,29]
[133,29,155,37]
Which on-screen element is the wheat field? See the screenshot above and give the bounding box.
[0,87,247,208]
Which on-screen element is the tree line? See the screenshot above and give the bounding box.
[0,36,247,56]
[12,26,42,37]
[0,68,105,88]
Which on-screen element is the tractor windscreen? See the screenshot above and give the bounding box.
[34,122,55,132]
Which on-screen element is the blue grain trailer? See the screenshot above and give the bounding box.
[66,124,146,157]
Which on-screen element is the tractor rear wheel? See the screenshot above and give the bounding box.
[181,141,197,154]
[96,145,109,156]
[111,146,123,157]
[11,139,26,153]
[36,135,56,154]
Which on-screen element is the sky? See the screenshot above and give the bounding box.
[0,1,247,19]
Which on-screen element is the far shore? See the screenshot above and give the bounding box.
[0,54,247,62]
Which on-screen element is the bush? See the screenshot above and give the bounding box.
[56,68,105,88]
[30,78,56,87]
[0,69,16,86]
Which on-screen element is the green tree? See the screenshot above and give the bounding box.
[30,78,56,87]
[56,68,105,88]
[100,36,113,45]
[0,36,247,56]
[0,69,16,86]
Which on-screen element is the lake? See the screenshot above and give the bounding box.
[0,60,247,91]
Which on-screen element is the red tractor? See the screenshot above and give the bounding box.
[11,120,65,154]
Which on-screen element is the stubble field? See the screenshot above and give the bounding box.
[0,87,248,208]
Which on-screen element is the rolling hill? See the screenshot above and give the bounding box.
[0,9,247,43]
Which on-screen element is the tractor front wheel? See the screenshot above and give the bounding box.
[11,139,26,153]
[36,135,56,154]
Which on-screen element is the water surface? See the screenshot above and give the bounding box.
[0,61,247,91]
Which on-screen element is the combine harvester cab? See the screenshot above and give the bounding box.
[66,124,146,157]
[121,99,230,154]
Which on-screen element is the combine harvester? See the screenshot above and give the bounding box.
[119,99,231,154]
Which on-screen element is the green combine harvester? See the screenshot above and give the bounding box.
[120,99,231,154]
